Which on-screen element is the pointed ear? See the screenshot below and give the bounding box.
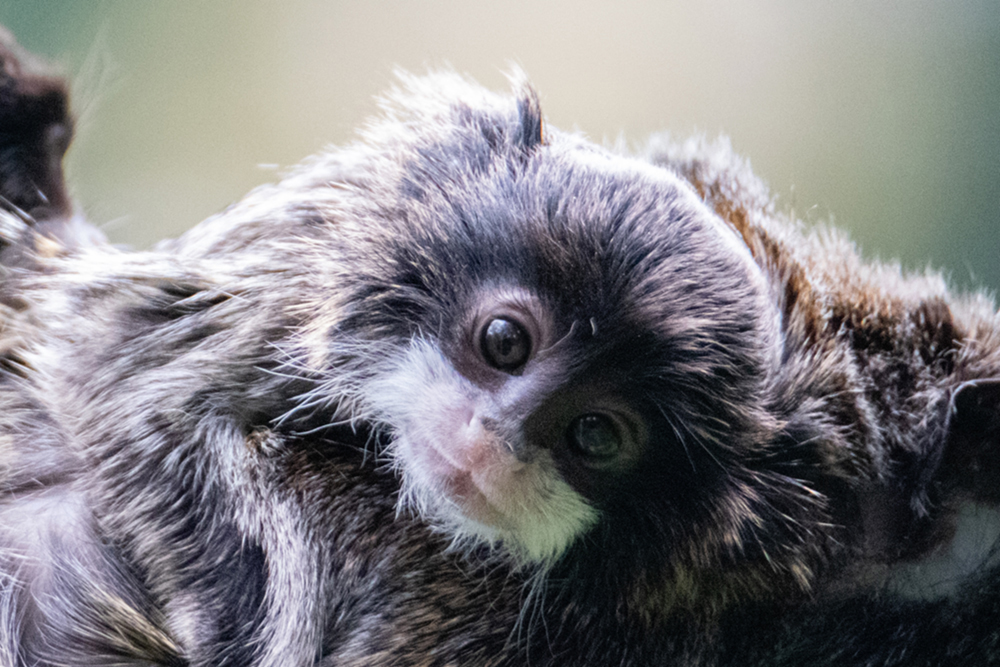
[943,379,1000,501]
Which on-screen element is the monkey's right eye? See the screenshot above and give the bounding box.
[480,317,531,372]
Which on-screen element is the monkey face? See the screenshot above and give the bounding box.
[364,285,653,564]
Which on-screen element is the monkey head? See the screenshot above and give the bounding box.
[267,74,823,593]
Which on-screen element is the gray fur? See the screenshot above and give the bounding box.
[0,35,999,666]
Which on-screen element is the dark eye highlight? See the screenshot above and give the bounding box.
[567,413,622,460]
[480,317,531,372]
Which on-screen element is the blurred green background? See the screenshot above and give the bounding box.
[2,1,998,295]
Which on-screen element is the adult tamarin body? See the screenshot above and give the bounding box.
[0,29,998,666]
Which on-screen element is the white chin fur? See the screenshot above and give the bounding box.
[363,340,597,567]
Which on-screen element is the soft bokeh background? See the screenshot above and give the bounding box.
[2,1,998,294]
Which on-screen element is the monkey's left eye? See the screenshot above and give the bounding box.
[480,317,531,372]
[567,413,622,461]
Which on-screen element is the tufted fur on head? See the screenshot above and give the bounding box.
[1,28,1000,667]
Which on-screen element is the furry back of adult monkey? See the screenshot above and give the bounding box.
[1,27,1000,667]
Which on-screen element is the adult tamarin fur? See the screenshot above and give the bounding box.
[1,28,999,666]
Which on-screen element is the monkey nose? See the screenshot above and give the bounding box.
[478,416,535,463]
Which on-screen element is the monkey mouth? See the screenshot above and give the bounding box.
[403,434,515,530]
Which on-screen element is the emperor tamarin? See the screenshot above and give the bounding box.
[1,28,999,666]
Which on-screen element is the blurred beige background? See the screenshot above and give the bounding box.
[2,1,998,293]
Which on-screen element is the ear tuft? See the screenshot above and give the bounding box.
[517,87,544,151]
[505,68,544,152]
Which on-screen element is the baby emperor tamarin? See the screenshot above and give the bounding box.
[0,28,998,666]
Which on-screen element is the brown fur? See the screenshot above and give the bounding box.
[1,27,1000,667]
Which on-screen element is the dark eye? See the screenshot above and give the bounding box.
[480,317,531,372]
[567,413,621,460]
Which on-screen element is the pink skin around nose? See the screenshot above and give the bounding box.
[407,401,529,528]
